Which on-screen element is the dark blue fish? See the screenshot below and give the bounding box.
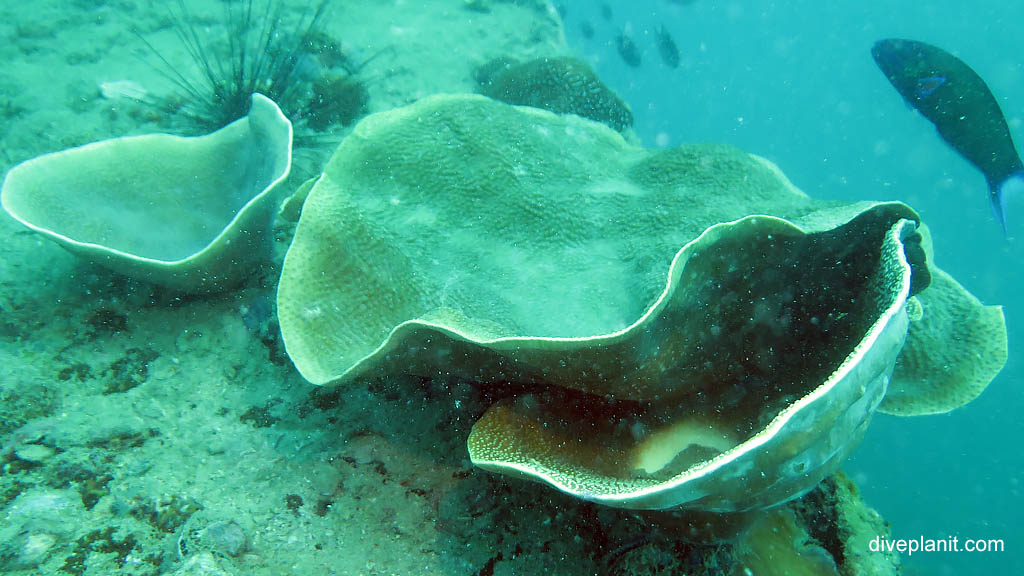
[655,25,680,69]
[616,32,642,68]
[872,38,1023,233]
[579,20,594,40]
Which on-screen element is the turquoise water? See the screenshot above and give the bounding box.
[563,1,1022,573]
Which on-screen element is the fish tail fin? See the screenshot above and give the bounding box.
[992,171,1024,237]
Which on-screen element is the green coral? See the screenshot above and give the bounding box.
[130,495,205,534]
[882,267,1006,415]
[62,527,138,576]
[0,381,57,436]
[476,56,634,132]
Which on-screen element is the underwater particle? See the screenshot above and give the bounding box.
[476,56,633,132]
[306,73,369,132]
[616,31,642,67]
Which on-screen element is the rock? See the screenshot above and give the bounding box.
[13,443,55,463]
[0,489,83,571]
[171,552,234,576]
[202,520,247,557]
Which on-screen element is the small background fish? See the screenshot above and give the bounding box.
[615,31,642,68]
[655,24,680,68]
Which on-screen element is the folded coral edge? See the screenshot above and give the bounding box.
[1,94,293,292]
[466,215,917,510]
